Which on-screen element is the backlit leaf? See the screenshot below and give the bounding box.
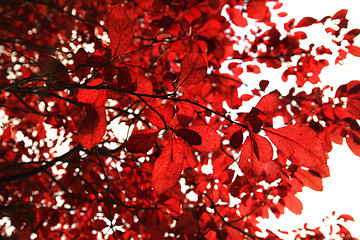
[176,101,194,127]
[337,214,355,222]
[295,17,317,28]
[239,138,264,178]
[179,52,207,86]
[144,108,166,129]
[78,105,107,150]
[239,134,273,178]
[265,125,327,167]
[284,194,303,215]
[246,0,266,20]
[347,45,360,57]
[151,139,184,194]
[294,168,323,191]
[346,132,360,157]
[108,5,133,56]
[228,8,248,27]
[189,125,221,152]
[77,78,107,108]
[126,129,160,153]
[251,134,273,163]
[255,93,280,118]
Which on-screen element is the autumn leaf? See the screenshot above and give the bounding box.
[144,108,166,129]
[74,48,90,79]
[135,75,153,95]
[284,193,303,215]
[179,52,207,86]
[174,128,202,145]
[108,5,133,56]
[176,101,194,127]
[246,0,266,20]
[3,0,360,238]
[255,93,281,118]
[347,45,360,57]
[230,129,243,149]
[239,151,264,179]
[188,125,221,152]
[295,17,317,28]
[78,105,107,150]
[294,168,323,191]
[228,8,248,27]
[265,125,327,167]
[151,139,184,194]
[117,66,137,92]
[38,55,71,84]
[162,102,175,125]
[126,129,160,153]
[77,78,107,107]
[337,214,355,222]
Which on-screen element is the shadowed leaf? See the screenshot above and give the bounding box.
[126,129,160,153]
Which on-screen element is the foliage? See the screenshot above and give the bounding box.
[0,0,359,239]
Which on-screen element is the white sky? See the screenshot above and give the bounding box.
[258,1,360,238]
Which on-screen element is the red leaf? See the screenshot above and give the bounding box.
[273,2,283,9]
[284,194,303,215]
[265,125,327,167]
[38,55,71,84]
[239,134,273,178]
[332,9,348,20]
[294,168,323,191]
[163,72,177,91]
[344,29,360,44]
[277,12,288,17]
[228,8,248,27]
[173,214,199,235]
[255,93,280,118]
[346,132,360,157]
[176,101,194,127]
[179,52,207,86]
[247,108,262,133]
[117,66,137,92]
[91,219,108,231]
[246,0,266,20]
[198,19,222,38]
[135,75,153,95]
[126,129,160,153]
[175,128,202,145]
[188,125,221,152]
[0,125,13,141]
[259,80,269,91]
[86,55,106,68]
[151,139,184,194]
[347,45,360,57]
[77,78,107,107]
[295,17,317,28]
[78,105,107,150]
[108,5,133,56]
[230,129,243,149]
[144,107,166,129]
[246,64,261,74]
[74,48,90,79]
[337,214,355,222]
[250,134,273,163]
[162,102,175,125]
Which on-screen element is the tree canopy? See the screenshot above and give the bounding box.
[0,0,359,239]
